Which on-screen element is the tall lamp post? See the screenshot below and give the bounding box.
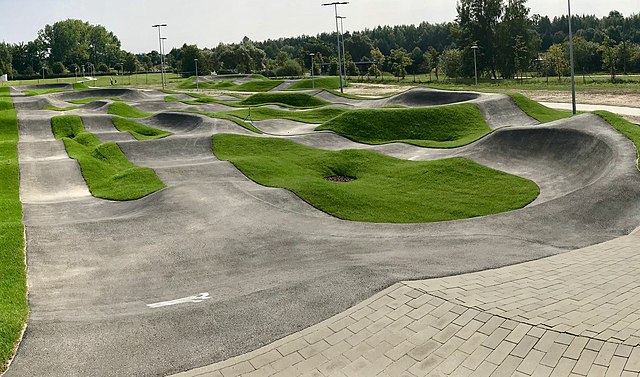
[309,53,316,89]
[194,58,199,91]
[337,15,347,83]
[567,0,577,115]
[161,37,167,88]
[152,23,168,89]
[471,44,479,85]
[322,2,348,93]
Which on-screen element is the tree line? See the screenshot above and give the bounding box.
[2,2,640,81]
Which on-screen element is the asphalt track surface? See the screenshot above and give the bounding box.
[6,87,640,376]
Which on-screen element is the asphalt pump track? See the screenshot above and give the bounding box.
[5,87,640,376]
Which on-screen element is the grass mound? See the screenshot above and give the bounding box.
[186,111,262,134]
[508,93,573,123]
[213,134,539,223]
[239,92,329,108]
[316,103,491,148]
[594,111,640,168]
[107,102,150,118]
[0,88,27,373]
[178,77,283,92]
[287,77,343,91]
[67,97,124,105]
[51,115,165,199]
[43,105,79,111]
[223,107,347,124]
[112,117,172,140]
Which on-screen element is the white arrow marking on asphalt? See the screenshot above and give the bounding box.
[146,292,211,309]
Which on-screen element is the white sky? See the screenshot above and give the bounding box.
[1,0,640,52]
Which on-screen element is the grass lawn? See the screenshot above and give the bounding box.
[107,102,151,118]
[7,72,183,89]
[222,107,347,124]
[51,115,165,200]
[594,111,640,168]
[43,105,79,111]
[178,76,283,92]
[508,93,573,123]
[213,134,539,223]
[287,77,343,91]
[0,88,27,373]
[317,103,491,148]
[111,117,172,140]
[239,92,329,108]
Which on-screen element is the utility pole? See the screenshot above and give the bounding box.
[567,0,577,115]
[152,24,168,89]
[337,15,347,84]
[322,2,348,93]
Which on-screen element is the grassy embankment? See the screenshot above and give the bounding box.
[223,107,347,124]
[213,134,539,223]
[107,102,151,118]
[0,88,27,373]
[594,111,640,169]
[508,93,573,123]
[111,118,172,140]
[286,77,343,91]
[51,115,164,199]
[178,76,283,92]
[317,103,491,148]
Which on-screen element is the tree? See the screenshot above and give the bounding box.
[424,47,439,81]
[180,44,202,75]
[370,48,385,78]
[123,52,139,74]
[439,48,464,79]
[328,56,339,76]
[0,42,12,75]
[389,48,412,80]
[456,0,503,79]
[368,63,381,78]
[544,44,568,80]
[275,59,303,77]
[599,35,619,81]
[51,61,66,74]
[496,0,538,79]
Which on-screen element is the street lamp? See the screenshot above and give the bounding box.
[322,2,348,93]
[337,15,347,83]
[152,23,168,89]
[309,53,316,89]
[567,0,577,115]
[471,44,479,85]
[161,37,168,87]
[194,58,199,91]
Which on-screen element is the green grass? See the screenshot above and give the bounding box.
[239,92,329,108]
[222,107,347,124]
[594,111,640,168]
[213,134,539,223]
[178,77,283,92]
[508,93,573,123]
[112,117,172,140]
[24,88,70,96]
[287,77,343,91]
[67,97,125,105]
[51,115,165,200]
[43,105,79,111]
[317,103,491,148]
[0,88,27,373]
[7,73,183,89]
[186,111,262,134]
[107,102,151,118]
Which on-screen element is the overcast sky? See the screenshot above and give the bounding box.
[1,0,640,52]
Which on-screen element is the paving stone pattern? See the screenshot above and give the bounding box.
[173,228,640,377]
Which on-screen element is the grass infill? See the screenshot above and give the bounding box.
[239,92,329,108]
[317,103,491,148]
[0,88,27,373]
[287,77,343,91]
[107,102,150,118]
[179,77,283,92]
[112,117,172,140]
[594,111,640,168]
[67,97,125,105]
[43,105,79,111]
[213,134,539,223]
[508,93,573,123]
[223,107,347,124]
[186,111,262,134]
[51,115,165,200]
[24,88,70,96]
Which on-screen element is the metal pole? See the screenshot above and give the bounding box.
[194,58,199,90]
[568,0,577,115]
[472,45,478,85]
[338,16,347,84]
[310,53,315,89]
[161,38,167,88]
[152,24,167,89]
[322,2,348,93]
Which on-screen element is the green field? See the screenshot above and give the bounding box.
[508,93,573,123]
[213,134,539,223]
[286,77,343,91]
[0,88,27,373]
[317,103,491,148]
[111,117,172,140]
[7,72,183,89]
[594,111,640,169]
[223,107,347,124]
[51,115,165,200]
[107,102,151,118]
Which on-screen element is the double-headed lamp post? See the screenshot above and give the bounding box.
[337,15,347,83]
[322,2,348,93]
[471,44,479,85]
[152,23,167,89]
[194,58,199,91]
[309,53,316,89]
[567,0,577,115]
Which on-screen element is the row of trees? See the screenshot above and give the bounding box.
[3,3,640,81]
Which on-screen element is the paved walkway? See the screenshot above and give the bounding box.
[174,227,640,377]
[541,102,640,118]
